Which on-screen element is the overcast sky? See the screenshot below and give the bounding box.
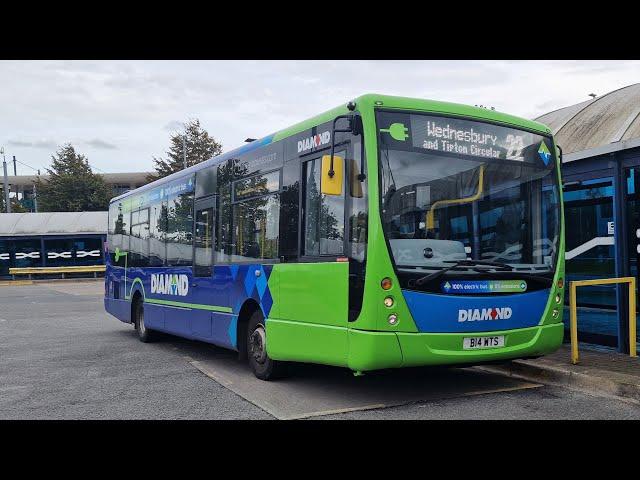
[1,60,639,175]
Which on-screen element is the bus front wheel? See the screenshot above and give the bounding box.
[247,310,287,380]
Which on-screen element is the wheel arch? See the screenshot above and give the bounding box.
[236,298,262,360]
[130,289,144,324]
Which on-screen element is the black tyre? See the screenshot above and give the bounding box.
[133,298,156,343]
[247,310,288,380]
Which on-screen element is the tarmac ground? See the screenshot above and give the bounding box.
[1,281,638,420]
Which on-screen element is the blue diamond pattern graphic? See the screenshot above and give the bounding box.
[244,267,257,296]
[255,267,267,299]
[207,263,278,348]
[227,316,238,348]
[230,264,239,281]
[263,265,272,282]
[261,288,273,317]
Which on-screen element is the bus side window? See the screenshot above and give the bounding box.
[149,201,166,266]
[109,201,129,267]
[129,207,150,267]
[194,200,215,276]
[215,162,233,263]
[232,194,280,261]
[279,159,300,261]
[166,192,194,267]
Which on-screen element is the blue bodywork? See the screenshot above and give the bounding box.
[105,133,280,349]
[104,262,275,350]
[402,288,550,333]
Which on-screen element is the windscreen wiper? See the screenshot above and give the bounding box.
[447,260,554,284]
[409,259,513,287]
[408,259,553,288]
[443,259,514,267]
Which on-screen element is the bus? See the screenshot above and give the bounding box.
[105,94,565,380]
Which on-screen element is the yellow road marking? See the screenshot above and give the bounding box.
[0,280,34,287]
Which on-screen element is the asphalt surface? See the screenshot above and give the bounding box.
[1,280,639,420]
[0,281,270,420]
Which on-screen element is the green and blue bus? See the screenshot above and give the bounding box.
[105,94,565,380]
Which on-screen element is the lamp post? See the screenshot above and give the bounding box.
[1,147,10,213]
[183,135,187,170]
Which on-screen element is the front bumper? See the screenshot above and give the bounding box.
[347,322,564,371]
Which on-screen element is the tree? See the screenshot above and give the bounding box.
[36,144,111,212]
[149,119,222,181]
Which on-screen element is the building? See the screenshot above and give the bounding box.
[535,82,640,351]
[0,212,107,277]
[4,172,152,211]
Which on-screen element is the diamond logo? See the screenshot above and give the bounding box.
[443,281,452,292]
[538,142,551,165]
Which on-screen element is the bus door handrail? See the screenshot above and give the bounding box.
[569,276,637,364]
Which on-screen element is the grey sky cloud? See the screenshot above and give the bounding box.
[163,120,184,132]
[7,139,57,149]
[85,139,118,150]
[1,60,639,174]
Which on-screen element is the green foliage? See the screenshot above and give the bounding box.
[36,144,112,212]
[149,119,222,181]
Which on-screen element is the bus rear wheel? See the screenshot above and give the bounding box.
[247,310,287,380]
[134,298,156,343]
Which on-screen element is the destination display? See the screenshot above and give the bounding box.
[409,114,553,165]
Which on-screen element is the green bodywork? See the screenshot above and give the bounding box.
[264,94,565,371]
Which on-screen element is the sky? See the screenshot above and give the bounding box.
[1,60,639,175]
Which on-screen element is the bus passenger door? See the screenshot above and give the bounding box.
[190,196,217,340]
[273,150,350,366]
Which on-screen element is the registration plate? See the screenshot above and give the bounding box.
[463,335,505,350]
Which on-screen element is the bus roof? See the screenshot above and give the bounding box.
[110,93,552,204]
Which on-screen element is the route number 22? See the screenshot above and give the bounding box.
[505,134,525,160]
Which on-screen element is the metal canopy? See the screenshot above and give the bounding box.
[0,212,107,236]
[535,83,640,157]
